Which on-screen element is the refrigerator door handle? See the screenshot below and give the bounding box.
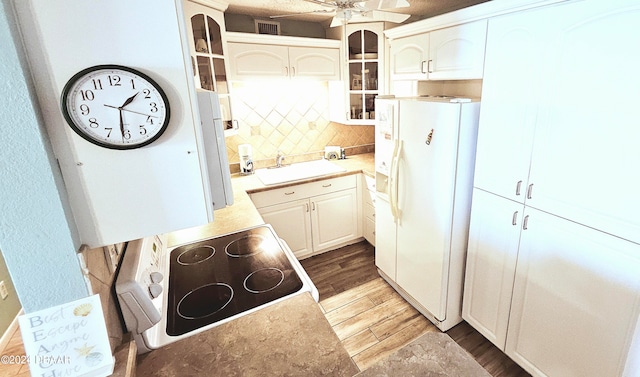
[390,140,403,223]
[388,139,399,221]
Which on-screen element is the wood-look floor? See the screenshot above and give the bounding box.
[300,241,531,376]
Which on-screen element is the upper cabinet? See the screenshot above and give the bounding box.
[330,22,385,125]
[225,32,340,81]
[184,1,237,133]
[227,42,340,80]
[390,20,487,81]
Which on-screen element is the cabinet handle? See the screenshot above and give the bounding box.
[526,184,534,199]
[515,180,522,196]
[427,59,433,73]
[305,203,309,212]
[512,211,518,226]
[284,191,295,195]
[284,66,289,76]
[291,67,296,77]
[421,60,427,74]
[523,215,529,230]
[322,183,332,188]
[312,202,316,211]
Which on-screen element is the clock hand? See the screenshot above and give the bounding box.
[120,92,139,108]
[119,108,126,141]
[103,104,159,118]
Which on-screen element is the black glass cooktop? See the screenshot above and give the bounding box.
[166,226,303,336]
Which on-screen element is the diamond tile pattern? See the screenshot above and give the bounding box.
[226,81,374,172]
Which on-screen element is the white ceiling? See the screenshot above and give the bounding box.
[225,0,491,24]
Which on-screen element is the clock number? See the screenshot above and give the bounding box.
[80,90,94,101]
[130,79,136,90]
[88,118,99,128]
[146,115,154,124]
[79,104,90,116]
[123,129,131,140]
[143,89,151,99]
[105,128,113,137]
[92,79,103,90]
[108,75,121,86]
[139,125,147,135]
[149,102,158,113]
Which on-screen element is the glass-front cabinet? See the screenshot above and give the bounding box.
[330,23,385,125]
[184,1,237,133]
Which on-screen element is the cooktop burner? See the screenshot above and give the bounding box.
[166,226,303,336]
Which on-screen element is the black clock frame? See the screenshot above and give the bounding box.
[60,64,171,150]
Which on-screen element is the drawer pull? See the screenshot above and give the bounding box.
[515,180,522,196]
[526,184,534,199]
[322,183,332,188]
[511,211,518,226]
[305,203,309,212]
[284,191,295,195]
[523,215,530,230]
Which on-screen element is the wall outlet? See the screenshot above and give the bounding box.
[0,281,8,300]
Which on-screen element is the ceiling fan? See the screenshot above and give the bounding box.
[270,0,411,27]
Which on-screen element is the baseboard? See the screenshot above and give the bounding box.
[0,309,24,353]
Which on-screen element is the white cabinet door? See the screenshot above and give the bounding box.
[227,43,288,78]
[428,20,487,80]
[375,194,396,280]
[462,189,523,351]
[289,47,340,80]
[311,188,359,253]
[472,11,541,203]
[524,0,640,245]
[506,207,640,377]
[257,199,313,259]
[390,33,429,80]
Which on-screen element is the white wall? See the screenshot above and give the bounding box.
[0,1,88,313]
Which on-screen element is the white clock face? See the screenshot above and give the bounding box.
[61,65,170,149]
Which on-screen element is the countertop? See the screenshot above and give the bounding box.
[135,153,374,376]
[165,153,375,247]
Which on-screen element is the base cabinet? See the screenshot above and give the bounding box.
[464,189,640,377]
[252,175,361,259]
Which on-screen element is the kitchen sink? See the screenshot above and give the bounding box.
[255,159,347,185]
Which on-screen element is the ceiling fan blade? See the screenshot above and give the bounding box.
[360,0,410,10]
[270,9,334,19]
[350,9,410,23]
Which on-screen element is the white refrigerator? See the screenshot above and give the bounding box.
[374,96,480,331]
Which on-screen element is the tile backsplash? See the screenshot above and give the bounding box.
[225,81,374,173]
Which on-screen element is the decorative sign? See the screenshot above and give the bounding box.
[18,294,114,377]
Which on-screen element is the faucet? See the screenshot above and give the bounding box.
[275,150,285,168]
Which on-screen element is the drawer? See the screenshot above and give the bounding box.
[251,174,357,208]
[364,175,376,192]
[364,217,375,246]
[363,189,376,206]
[364,202,375,221]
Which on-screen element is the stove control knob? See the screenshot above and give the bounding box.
[150,272,164,284]
[149,283,163,299]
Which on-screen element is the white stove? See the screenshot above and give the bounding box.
[115,224,318,353]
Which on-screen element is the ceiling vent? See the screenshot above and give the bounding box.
[255,20,281,35]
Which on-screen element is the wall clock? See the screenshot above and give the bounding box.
[61,65,170,150]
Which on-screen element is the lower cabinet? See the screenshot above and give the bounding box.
[463,189,640,377]
[362,175,376,246]
[252,175,361,259]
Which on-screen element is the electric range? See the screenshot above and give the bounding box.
[115,224,318,353]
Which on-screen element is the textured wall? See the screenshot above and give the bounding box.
[0,1,88,313]
[225,81,374,173]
